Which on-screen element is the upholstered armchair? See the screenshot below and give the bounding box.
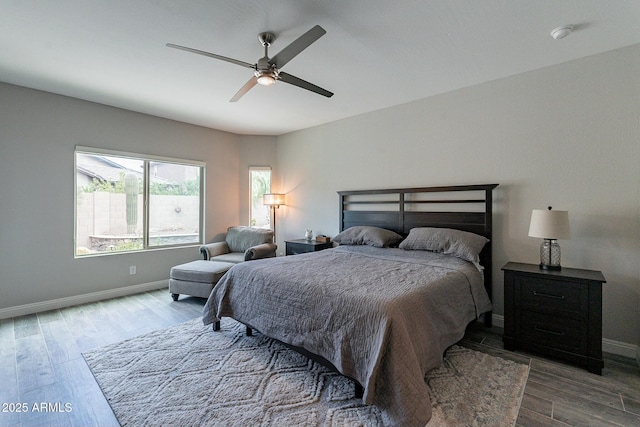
[200,226,277,264]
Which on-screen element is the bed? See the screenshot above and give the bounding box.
[203,183,498,426]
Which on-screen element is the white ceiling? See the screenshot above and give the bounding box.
[2,1,639,136]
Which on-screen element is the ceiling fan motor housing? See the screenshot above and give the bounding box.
[255,55,278,85]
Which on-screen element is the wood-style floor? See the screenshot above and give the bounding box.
[0,289,638,426]
[461,324,640,427]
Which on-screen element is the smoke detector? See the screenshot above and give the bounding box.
[550,25,573,40]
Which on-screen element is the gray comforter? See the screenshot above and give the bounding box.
[203,245,492,426]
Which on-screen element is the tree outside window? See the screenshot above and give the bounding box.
[250,167,271,228]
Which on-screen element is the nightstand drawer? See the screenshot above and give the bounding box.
[515,276,585,319]
[286,243,311,255]
[285,239,333,255]
[517,310,586,355]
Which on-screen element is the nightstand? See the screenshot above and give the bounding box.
[285,239,333,255]
[502,262,606,375]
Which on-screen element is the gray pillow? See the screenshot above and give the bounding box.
[333,226,403,248]
[399,227,489,268]
[225,226,274,252]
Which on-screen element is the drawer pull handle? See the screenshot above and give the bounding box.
[534,325,565,336]
[533,291,565,300]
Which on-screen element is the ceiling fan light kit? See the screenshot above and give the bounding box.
[256,73,276,86]
[167,25,333,101]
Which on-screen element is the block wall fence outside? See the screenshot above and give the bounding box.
[76,192,199,250]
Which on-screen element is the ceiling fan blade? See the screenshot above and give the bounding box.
[270,25,326,69]
[166,43,255,69]
[230,76,258,102]
[279,72,333,98]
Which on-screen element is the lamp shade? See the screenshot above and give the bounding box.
[263,193,285,207]
[528,209,570,240]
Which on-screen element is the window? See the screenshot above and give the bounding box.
[249,167,271,228]
[75,147,205,256]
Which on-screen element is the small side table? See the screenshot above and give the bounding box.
[502,262,606,375]
[285,239,333,255]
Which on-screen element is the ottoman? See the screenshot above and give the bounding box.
[169,260,235,301]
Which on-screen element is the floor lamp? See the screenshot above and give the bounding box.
[263,193,285,242]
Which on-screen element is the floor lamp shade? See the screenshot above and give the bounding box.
[528,207,569,270]
[263,193,285,208]
[263,194,285,243]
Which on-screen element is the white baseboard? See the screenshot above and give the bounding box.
[602,338,639,360]
[0,280,168,320]
[492,313,505,329]
[489,314,637,359]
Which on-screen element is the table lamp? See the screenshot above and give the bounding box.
[528,206,570,270]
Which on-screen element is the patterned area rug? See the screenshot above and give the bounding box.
[83,318,528,427]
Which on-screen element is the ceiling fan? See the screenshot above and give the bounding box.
[166,25,333,102]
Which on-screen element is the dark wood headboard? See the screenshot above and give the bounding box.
[338,183,499,326]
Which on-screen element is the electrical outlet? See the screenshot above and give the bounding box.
[129,266,136,275]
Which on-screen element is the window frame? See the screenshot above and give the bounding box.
[74,146,206,257]
[249,166,272,228]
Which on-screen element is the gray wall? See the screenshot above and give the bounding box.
[276,44,640,351]
[1,43,638,354]
[0,83,276,310]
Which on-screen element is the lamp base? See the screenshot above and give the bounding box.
[539,239,562,271]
